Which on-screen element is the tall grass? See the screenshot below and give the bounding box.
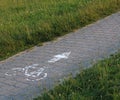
[34,51,120,100]
[0,0,120,60]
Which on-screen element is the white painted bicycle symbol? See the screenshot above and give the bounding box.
[5,64,47,81]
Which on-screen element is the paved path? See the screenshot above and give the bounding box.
[0,12,120,100]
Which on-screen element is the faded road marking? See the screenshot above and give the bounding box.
[48,51,71,63]
[5,64,47,81]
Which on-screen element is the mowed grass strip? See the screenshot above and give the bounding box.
[34,51,120,100]
[0,0,120,60]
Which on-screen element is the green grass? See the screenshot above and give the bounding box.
[34,51,120,100]
[0,0,120,60]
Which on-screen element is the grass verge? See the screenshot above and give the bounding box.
[34,51,120,100]
[0,0,120,60]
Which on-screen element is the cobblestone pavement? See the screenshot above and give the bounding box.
[0,12,120,100]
